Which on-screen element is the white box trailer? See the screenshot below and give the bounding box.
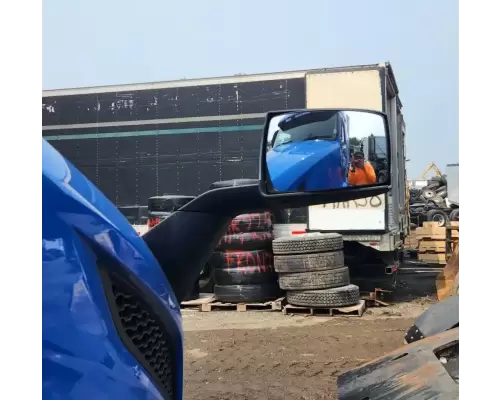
[43,62,408,269]
[304,64,409,270]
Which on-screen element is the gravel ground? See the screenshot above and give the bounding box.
[182,298,435,399]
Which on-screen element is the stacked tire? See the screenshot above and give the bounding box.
[208,179,281,303]
[211,211,281,302]
[272,233,360,308]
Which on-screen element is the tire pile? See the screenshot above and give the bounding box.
[409,176,458,227]
[211,211,282,303]
[272,233,360,308]
[413,176,448,206]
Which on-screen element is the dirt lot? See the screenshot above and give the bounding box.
[182,299,434,399]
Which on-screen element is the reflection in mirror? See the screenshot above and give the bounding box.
[265,110,389,193]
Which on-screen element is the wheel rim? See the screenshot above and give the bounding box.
[432,214,445,226]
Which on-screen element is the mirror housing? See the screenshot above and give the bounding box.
[259,108,391,200]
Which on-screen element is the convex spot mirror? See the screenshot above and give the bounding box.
[263,109,390,193]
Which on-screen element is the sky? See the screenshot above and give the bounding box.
[42,0,458,178]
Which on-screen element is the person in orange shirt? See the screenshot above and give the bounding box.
[348,151,377,186]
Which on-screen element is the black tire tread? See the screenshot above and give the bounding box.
[214,283,280,303]
[426,209,449,226]
[272,233,343,255]
[211,250,274,270]
[274,251,344,273]
[278,267,350,291]
[217,232,274,251]
[227,212,273,234]
[286,284,360,308]
[449,208,459,221]
[214,266,277,285]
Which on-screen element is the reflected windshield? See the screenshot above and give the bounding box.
[272,112,339,148]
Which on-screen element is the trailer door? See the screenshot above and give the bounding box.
[305,69,387,231]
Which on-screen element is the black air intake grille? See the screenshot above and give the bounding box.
[106,273,175,399]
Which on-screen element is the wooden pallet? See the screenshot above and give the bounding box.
[200,297,286,312]
[418,252,447,264]
[416,222,459,265]
[282,300,366,317]
[416,221,459,241]
[180,293,215,309]
[418,240,447,253]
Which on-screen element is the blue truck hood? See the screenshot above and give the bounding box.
[42,139,176,305]
[267,140,340,191]
[42,138,184,398]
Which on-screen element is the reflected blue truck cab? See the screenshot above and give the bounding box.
[266,110,350,192]
[42,139,182,400]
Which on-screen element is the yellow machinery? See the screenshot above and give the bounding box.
[420,162,442,180]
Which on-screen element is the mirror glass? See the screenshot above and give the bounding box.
[265,109,389,192]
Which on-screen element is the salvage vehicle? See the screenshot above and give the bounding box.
[43,107,393,399]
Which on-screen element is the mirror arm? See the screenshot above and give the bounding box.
[143,182,391,302]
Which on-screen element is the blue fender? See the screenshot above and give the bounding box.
[42,139,183,399]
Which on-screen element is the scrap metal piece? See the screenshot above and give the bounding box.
[362,288,393,307]
[338,328,459,399]
[373,288,392,303]
[404,324,425,344]
[405,296,459,344]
